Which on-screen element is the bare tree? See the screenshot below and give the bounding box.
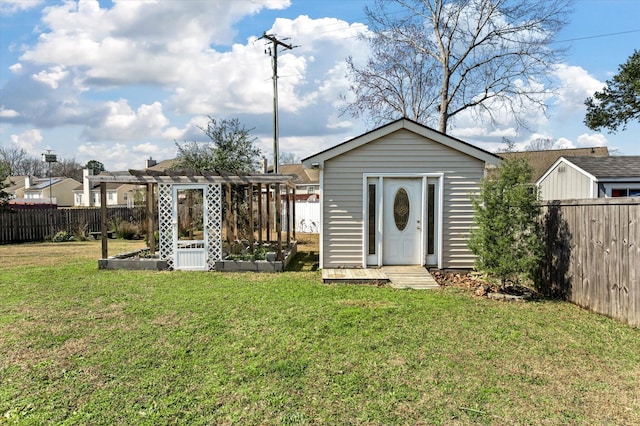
[526,137,556,151]
[51,158,84,181]
[279,152,300,165]
[342,0,573,133]
[0,146,29,175]
[497,136,517,153]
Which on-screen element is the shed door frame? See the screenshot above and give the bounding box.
[362,173,443,269]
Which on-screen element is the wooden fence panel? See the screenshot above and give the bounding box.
[0,207,147,245]
[541,198,640,327]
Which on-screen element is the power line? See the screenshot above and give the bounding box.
[553,29,640,44]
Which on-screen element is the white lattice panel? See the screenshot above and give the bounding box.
[206,183,222,270]
[158,183,174,270]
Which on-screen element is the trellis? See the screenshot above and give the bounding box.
[89,170,299,270]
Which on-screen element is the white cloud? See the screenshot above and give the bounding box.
[576,133,607,147]
[0,0,43,14]
[161,116,210,142]
[82,100,169,141]
[552,64,603,118]
[9,129,43,155]
[18,0,292,87]
[554,137,575,149]
[9,63,22,73]
[32,65,69,89]
[0,107,19,118]
[77,141,177,171]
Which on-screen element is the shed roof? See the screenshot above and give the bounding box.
[563,156,640,179]
[302,118,501,167]
[499,147,609,181]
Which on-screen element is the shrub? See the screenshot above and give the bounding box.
[52,230,72,242]
[468,158,544,287]
[116,221,139,240]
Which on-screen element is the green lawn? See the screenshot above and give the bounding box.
[1,241,639,425]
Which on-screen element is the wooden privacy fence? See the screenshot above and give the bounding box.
[0,207,146,244]
[539,198,640,327]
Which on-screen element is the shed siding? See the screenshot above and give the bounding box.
[539,162,592,200]
[322,129,485,269]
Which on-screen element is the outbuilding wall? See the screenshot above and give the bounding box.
[538,161,594,200]
[322,128,485,269]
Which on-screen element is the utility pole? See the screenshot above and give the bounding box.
[260,32,295,174]
[260,33,296,260]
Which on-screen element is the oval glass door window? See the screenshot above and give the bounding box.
[393,188,410,231]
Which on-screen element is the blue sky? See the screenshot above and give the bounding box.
[1,0,639,172]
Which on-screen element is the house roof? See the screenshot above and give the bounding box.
[24,177,78,191]
[3,176,26,193]
[499,147,609,181]
[270,164,319,185]
[146,159,178,172]
[562,156,640,179]
[302,118,501,167]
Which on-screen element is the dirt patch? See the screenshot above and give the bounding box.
[294,232,319,252]
[432,271,536,300]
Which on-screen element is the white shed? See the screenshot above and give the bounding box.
[302,118,501,270]
[536,156,640,200]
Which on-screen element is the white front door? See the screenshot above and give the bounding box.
[173,185,208,270]
[382,178,423,265]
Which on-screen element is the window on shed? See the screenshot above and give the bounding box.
[368,184,376,255]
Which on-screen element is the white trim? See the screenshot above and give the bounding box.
[302,119,501,169]
[361,172,444,269]
[172,184,209,271]
[536,157,598,185]
[438,176,444,269]
[318,169,324,270]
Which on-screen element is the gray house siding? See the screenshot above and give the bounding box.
[322,128,485,269]
[539,161,593,200]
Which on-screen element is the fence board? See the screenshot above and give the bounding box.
[0,207,146,244]
[541,197,640,327]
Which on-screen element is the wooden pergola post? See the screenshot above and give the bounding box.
[286,185,291,246]
[275,183,282,261]
[257,183,263,245]
[266,185,271,242]
[100,182,108,259]
[248,184,254,253]
[292,186,296,241]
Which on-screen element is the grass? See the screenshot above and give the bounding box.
[0,238,639,425]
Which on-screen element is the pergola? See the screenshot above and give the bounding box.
[88,169,300,270]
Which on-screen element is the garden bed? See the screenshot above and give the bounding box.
[99,242,297,272]
[215,242,297,272]
[98,249,168,271]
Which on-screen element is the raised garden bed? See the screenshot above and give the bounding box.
[99,242,297,272]
[215,242,297,273]
[98,249,168,271]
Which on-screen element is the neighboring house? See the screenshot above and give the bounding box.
[537,156,640,200]
[74,169,145,207]
[302,118,501,270]
[499,147,609,182]
[8,175,81,207]
[272,164,320,201]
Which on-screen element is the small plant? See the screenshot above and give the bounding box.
[72,222,89,241]
[116,221,139,240]
[52,230,72,242]
[253,246,267,260]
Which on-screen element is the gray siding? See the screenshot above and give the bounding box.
[322,129,485,269]
[539,162,593,200]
